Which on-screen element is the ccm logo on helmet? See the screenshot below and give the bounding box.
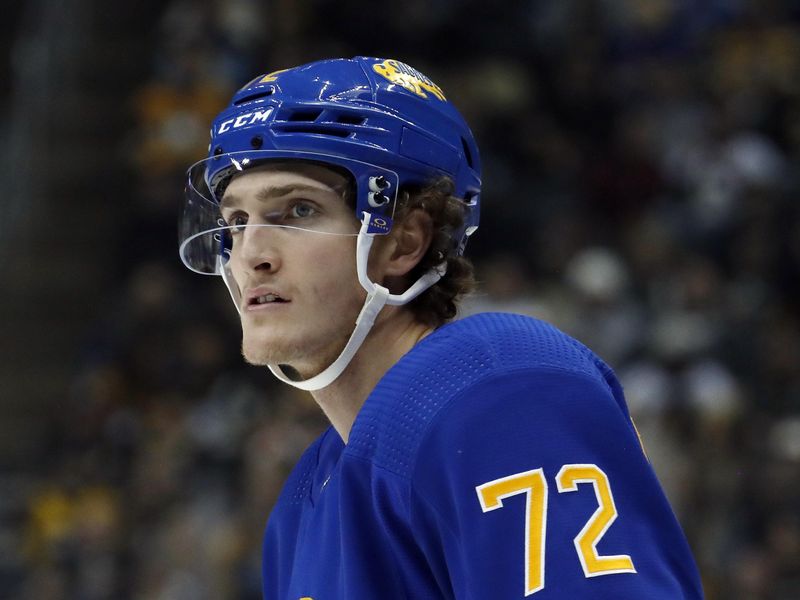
[217,108,273,134]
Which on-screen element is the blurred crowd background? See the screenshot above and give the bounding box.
[2,0,800,598]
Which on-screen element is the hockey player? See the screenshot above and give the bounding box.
[179,57,704,598]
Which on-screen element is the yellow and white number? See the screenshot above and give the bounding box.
[476,463,635,596]
[475,469,548,596]
[556,464,636,577]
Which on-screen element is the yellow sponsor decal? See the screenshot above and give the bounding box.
[260,68,290,83]
[373,59,446,101]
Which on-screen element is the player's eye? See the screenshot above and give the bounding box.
[287,201,317,219]
[223,212,248,234]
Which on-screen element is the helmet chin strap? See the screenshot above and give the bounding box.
[221,212,446,392]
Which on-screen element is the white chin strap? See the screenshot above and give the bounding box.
[220,212,445,392]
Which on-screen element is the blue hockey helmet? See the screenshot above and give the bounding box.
[180,56,481,275]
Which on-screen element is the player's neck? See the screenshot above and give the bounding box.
[311,308,434,443]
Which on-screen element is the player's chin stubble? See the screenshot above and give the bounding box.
[240,333,302,367]
[240,327,350,378]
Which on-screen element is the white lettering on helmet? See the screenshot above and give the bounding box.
[249,109,272,124]
[218,118,235,134]
[217,108,273,135]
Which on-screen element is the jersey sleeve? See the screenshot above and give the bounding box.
[408,368,703,599]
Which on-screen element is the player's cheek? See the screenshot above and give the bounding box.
[313,242,359,287]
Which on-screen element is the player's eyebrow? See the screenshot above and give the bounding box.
[220,183,341,210]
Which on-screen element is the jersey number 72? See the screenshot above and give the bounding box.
[476,464,636,596]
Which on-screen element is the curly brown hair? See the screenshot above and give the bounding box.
[392,177,477,327]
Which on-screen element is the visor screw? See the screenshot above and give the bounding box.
[368,175,390,193]
[250,135,263,149]
[213,146,223,156]
[368,191,390,208]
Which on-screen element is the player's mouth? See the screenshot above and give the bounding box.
[245,288,290,311]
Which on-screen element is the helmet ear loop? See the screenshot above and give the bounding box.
[357,211,446,306]
[265,212,443,392]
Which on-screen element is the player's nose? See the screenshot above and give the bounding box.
[235,225,282,273]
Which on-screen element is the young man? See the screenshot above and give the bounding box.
[179,57,704,598]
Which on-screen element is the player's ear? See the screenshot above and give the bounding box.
[371,208,433,279]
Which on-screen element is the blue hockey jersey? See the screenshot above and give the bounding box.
[261,313,704,598]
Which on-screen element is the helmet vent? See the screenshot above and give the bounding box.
[336,114,366,126]
[461,137,474,168]
[233,89,275,105]
[280,124,351,138]
[287,109,323,122]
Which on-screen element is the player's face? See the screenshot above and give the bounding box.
[220,163,364,375]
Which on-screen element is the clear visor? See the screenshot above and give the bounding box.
[180,153,391,275]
